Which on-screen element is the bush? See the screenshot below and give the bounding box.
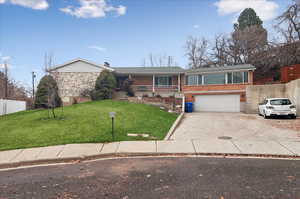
[91,70,116,100]
[122,78,135,97]
[34,75,62,109]
[80,88,92,97]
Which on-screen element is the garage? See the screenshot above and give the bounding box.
[194,94,240,112]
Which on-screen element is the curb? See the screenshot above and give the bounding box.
[164,112,184,140]
[1,152,300,170]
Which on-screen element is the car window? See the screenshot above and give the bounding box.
[270,99,292,105]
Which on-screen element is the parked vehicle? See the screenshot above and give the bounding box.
[258,98,297,119]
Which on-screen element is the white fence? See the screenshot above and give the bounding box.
[0,99,26,116]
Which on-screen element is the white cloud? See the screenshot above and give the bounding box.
[89,45,106,52]
[60,0,127,18]
[1,56,11,61]
[193,24,200,29]
[214,0,279,21]
[1,0,48,9]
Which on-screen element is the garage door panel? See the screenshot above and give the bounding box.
[194,95,240,112]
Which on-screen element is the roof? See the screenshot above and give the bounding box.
[48,58,113,72]
[185,64,256,74]
[113,66,185,75]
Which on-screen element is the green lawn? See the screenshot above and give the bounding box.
[0,100,178,151]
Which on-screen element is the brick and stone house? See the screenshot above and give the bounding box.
[49,58,255,112]
[183,64,255,112]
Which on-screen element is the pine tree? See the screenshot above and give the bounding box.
[34,75,62,109]
[91,70,116,100]
[234,8,263,30]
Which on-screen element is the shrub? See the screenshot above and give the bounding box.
[122,78,135,97]
[34,75,62,109]
[80,88,92,97]
[91,70,116,100]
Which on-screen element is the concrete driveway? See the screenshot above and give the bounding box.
[171,112,300,142]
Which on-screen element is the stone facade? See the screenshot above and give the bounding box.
[51,72,100,103]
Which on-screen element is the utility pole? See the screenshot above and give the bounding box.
[4,61,8,99]
[32,71,36,99]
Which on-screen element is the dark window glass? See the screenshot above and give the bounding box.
[155,76,171,87]
[270,99,292,105]
[186,75,198,85]
[244,72,248,83]
[204,73,225,85]
[233,72,243,83]
[227,73,232,84]
[198,75,202,85]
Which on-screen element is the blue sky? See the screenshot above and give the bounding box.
[0,0,292,87]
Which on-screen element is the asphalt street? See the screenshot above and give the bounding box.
[0,157,299,199]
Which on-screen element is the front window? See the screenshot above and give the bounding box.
[155,76,172,87]
[270,99,292,105]
[233,72,243,83]
[203,73,225,85]
[186,75,198,85]
[227,71,248,84]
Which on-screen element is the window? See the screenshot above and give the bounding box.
[203,73,225,85]
[233,72,243,83]
[198,75,203,85]
[227,71,249,84]
[186,75,198,85]
[270,99,292,105]
[155,76,172,87]
[227,73,232,84]
[244,72,248,83]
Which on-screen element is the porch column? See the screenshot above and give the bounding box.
[152,74,155,93]
[178,74,181,92]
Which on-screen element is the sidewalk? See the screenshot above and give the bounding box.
[1,139,300,168]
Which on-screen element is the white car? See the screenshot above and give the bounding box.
[258,98,297,119]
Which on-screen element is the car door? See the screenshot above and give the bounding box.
[259,99,267,114]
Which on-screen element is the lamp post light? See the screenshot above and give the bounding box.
[109,112,116,140]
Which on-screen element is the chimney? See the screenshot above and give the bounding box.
[104,62,110,67]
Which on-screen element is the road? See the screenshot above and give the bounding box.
[0,157,299,199]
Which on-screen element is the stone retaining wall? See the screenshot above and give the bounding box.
[245,79,300,115]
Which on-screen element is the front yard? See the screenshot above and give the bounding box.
[0,100,178,151]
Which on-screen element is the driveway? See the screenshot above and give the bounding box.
[171,112,300,142]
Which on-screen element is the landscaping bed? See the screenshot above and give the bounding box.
[0,100,178,151]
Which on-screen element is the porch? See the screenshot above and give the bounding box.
[116,74,182,93]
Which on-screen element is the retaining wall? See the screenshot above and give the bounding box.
[245,79,300,115]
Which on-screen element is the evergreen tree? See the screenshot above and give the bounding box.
[34,75,62,109]
[234,8,263,30]
[91,70,116,100]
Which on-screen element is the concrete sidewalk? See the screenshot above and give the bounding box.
[1,139,300,168]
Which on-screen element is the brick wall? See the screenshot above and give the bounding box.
[183,84,248,102]
[281,64,300,83]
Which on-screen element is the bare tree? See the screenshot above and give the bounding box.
[143,53,176,67]
[276,0,300,43]
[210,34,233,66]
[185,36,210,68]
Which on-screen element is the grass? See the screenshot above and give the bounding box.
[0,100,178,151]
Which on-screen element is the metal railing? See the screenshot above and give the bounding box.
[132,85,179,92]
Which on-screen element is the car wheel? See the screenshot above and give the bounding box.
[263,111,269,119]
[290,115,297,119]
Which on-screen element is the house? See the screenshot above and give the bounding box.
[183,64,255,112]
[49,58,255,112]
[49,58,114,104]
[113,67,185,97]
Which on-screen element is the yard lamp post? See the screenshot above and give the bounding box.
[109,112,116,141]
